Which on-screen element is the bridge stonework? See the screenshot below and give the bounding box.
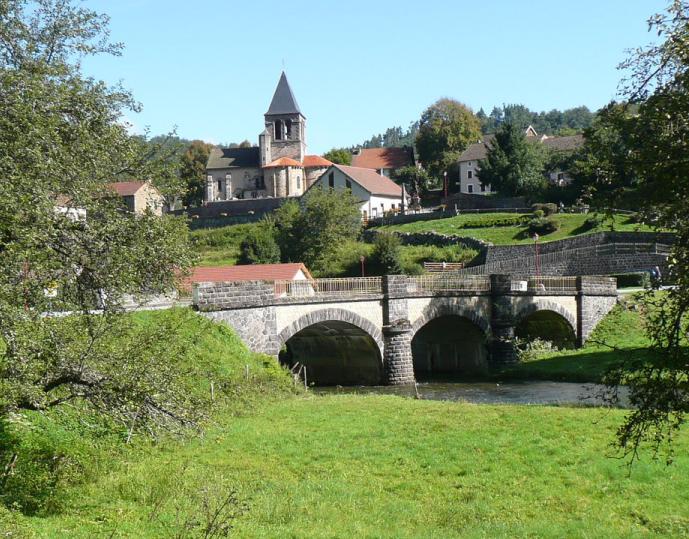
[194,274,618,385]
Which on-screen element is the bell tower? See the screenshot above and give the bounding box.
[263,72,306,163]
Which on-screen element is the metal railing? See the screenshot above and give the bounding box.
[513,276,579,293]
[409,274,491,293]
[274,277,383,298]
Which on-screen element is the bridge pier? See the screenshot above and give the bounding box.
[489,275,519,365]
[382,320,415,385]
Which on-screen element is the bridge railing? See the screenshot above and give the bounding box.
[510,276,579,293]
[274,277,383,298]
[409,274,491,293]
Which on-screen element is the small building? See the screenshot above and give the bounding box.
[351,146,415,177]
[310,164,405,221]
[107,181,164,215]
[180,263,313,294]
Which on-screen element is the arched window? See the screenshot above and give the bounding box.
[274,119,283,140]
[285,119,292,139]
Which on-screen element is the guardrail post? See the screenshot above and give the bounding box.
[488,274,518,365]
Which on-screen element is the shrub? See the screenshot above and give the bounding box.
[532,203,557,216]
[516,338,558,363]
[582,215,603,231]
[613,272,651,288]
[239,221,280,264]
[371,233,403,275]
[460,216,527,228]
[528,217,560,235]
[532,209,545,219]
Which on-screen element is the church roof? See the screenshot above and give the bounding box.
[302,155,332,168]
[266,72,303,117]
[264,157,302,168]
[207,146,260,169]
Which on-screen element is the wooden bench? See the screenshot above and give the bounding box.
[422,262,465,272]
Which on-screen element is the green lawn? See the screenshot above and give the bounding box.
[189,223,259,266]
[375,212,658,245]
[11,395,689,538]
[499,296,656,383]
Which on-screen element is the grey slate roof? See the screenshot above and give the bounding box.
[458,135,494,162]
[458,133,584,163]
[265,72,303,116]
[542,134,584,152]
[206,146,260,169]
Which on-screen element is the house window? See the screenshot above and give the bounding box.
[274,119,283,140]
[480,184,486,192]
[468,185,474,193]
[328,172,335,188]
[345,179,352,189]
[467,170,473,179]
[468,162,472,166]
[297,176,301,190]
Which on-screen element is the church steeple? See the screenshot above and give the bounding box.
[266,71,303,117]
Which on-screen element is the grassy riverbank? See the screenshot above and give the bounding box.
[9,395,689,538]
[498,297,655,383]
[374,212,657,245]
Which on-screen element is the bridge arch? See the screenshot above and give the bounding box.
[514,299,577,349]
[278,308,384,353]
[411,300,491,338]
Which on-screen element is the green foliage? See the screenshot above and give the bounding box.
[273,188,362,274]
[0,0,195,434]
[322,148,352,165]
[460,215,528,228]
[189,223,259,266]
[515,338,559,363]
[415,98,482,177]
[180,140,213,207]
[392,165,433,193]
[238,220,280,264]
[478,122,547,196]
[614,272,652,288]
[358,122,419,149]
[582,214,603,230]
[479,104,595,135]
[531,202,557,216]
[528,216,560,235]
[371,233,403,275]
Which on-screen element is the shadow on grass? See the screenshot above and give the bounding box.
[494,347,657,384]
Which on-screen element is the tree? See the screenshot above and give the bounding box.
[0,0,195,432]
[587,1,689,462]
[415,98,481,178]
[371,233,403,275]
[239,220,280,264]
[273,187,362,274]
[477,123,547,196]
[180,140,213,207]
[323,148,352,165]
[392,166,432,194]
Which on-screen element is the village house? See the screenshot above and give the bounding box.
[181,263,313,295]
[456,126,584,194]
[107,181,165,216]
[350,146,415,177]
[204,73,332,203]
[310,164,406,221]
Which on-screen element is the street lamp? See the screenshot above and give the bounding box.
[360,255,366,277]
[443,171,448,199]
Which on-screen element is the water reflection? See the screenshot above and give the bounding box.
[314,381,629,407]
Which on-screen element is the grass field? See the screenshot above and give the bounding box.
[374,212,658,245]
[10,395,689,538]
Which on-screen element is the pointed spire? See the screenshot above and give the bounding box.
[266,71,302,116]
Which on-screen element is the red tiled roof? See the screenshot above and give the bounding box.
[332,165,403,197]
[179,263,313,291]
[263,157,302,168]
[107,181,146,196]
[351,147,413,170]
[302,155,332,168]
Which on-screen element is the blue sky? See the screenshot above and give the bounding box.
[82,0,665,154]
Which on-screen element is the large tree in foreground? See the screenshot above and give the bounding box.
[593,0,689,463]
[415,98,481,178]
[477,122,547,196]
[0,0,196,431]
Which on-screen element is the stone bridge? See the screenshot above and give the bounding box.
[193,274,617,385]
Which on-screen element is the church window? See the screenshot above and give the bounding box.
[285,119,292,139]
[275,119,283,140]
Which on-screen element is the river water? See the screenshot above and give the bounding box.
[314,381,629,407]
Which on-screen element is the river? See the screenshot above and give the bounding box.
[314,380,629,407]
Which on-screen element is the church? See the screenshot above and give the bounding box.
[204,72,332,203]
